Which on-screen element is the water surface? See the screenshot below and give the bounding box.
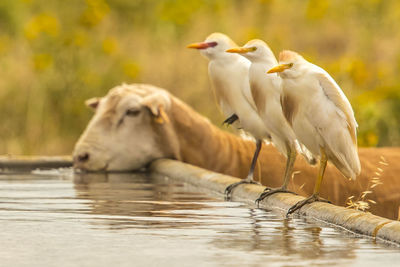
[0,170,399,267]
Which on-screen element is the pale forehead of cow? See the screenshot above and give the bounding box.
[101,83,169,112]
[106,83,163,100]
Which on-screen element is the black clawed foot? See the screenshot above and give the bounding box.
[255,188,297,207]
[222,114,239,126]
[286,194,330,217]
[225,179,259,200]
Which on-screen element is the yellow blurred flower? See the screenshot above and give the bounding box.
[346,58,369,86]
[122,61,140,79]
[72,31,88,47]
[306,0,329,20]
[376,63,390,81]
[64,30,88,47]
[102,37,119,55]
[24,13,59,40]
[33,53,53,71]
[365,131,379,146]
[80,0,110,27]
[158,0,203,25]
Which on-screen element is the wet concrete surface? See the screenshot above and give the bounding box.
[0,169,399,267]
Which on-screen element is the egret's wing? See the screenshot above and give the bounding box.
[280,92,297,127]
[208,68,235,118]
[315,67,358,145]
[242,82,258,111]
[215,91,234,117]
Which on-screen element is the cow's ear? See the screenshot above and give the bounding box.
[141,94,170,124]
[85,97,100,110]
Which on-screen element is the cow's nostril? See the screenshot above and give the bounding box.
[77,153,90,163]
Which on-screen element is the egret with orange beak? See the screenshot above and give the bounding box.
[227,40,316,203]
[187,33,271,198]
[267,50,361,215]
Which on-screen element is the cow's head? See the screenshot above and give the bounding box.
[73,84,180,171]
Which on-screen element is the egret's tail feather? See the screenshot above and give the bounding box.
[295,141,318,166]
[326,142,361,180]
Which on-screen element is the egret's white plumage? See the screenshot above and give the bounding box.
[267,50,361,214]
[188,33,269,140]
[274,50,360,179]
[227,40,295,156]
[187,33,270,196]
[227,40,316,201]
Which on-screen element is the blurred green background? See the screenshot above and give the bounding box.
[0,0,399,155]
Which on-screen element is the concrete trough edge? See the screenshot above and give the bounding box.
[0,156,72,171]
[150,158,400,245]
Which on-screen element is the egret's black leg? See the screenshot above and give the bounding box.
[222,114,239,126]
[225,139,262,199]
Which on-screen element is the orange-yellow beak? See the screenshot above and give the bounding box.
[187,42,217,49]
[267,63,293,74]
[226,46,257,54]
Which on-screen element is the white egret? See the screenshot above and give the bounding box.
[187,33,271,197]
[267,50,361,215]
[226,40,316,203]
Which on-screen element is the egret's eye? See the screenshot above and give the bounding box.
[207,41,218,48]
[125,108,141,117]
[288,63,294,67]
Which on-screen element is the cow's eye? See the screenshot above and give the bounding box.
[125,108,141,117]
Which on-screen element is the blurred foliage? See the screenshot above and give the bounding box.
[0,0,399,155]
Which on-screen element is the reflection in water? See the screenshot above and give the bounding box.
[73,172,397,265]
[0,170,398,267]
[73,172,215,230]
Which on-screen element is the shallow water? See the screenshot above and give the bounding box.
[0,170,399,267]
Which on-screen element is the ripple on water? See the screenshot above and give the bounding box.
[0,170,398,267]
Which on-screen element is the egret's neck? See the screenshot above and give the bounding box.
[209,52,243,65]
[250,55,278,67]
[249,62,282,96]
[250,61,275,75]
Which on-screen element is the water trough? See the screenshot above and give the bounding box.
[150,159,400,245]
[1,156,400,245]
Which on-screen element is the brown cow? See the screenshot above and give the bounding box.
[73,83,400,220]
